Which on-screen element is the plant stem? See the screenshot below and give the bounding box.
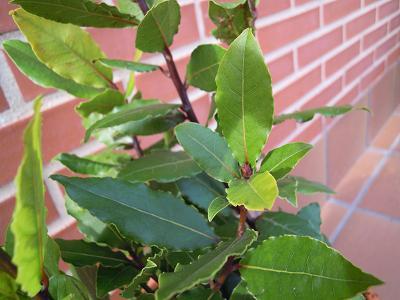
[212,257,240,291]
[135,0,199,123]
[132,136,144,157]
[0,248,17,278]
[237,206,247,237]
[248,0,257,28]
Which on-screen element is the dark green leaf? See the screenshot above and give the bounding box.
[208,0,253,44]
[44,238,61,277]
[230,281,255,300]
[260,142,312,179]
[85,103,179,141]
[277,176,298,206]
[118,151,201,183]
[3,40,102,99]
[12,0,139,27]
[11,98,46,296]
[49,274,90,300]
[71,266,109,300]
[136,0,180,52]
[56,239,130,267]
[0,271,18,300]
[76,89,125,117]
[293,176,335,195]
[273,105,369,125]
[156,230,257,300]
[186,44,226,92]
[241,236,383,300]
[52,176,217,250]
[96,265,138,298]
[176,286,222,299]
[215,29,273,166]
[97,58,159,73]
[208,196,229,222]
[175,122,240,182]
[297,203,322,233]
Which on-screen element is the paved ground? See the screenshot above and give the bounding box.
[326,105,400,299]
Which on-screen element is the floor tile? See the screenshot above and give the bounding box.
[334,211,400,299]
[360,155,400,218]
[371,115,400,149]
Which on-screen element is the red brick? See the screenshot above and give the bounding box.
[54,222,83,240]
[336,85,359,106]
[375,34,397,57]
[364,0,377,5]
[292,118,322,143]
[323,0,361,25]
[360,61,385,90]
[346,10,376,39]
[264,120,297,151]
[0,2,17,33]
[274,66,322,113]
[171,4,200,49]
[326,41,360,77]
[267,52,295,83]
[363,23,387,50]
[295,0,314,5]
[192,95,211,125]
[0,88,9,112]
[258,0,291,18]
[303,78,342,108]
[0,99,85,185]
[387,47,400,66]
[201,1,214,37]
[258,9,320,53]
[298,28,343,67]
[378,0,400,20]
[389,14,400,31]
[345,53,374,84]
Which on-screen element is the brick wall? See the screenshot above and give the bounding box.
[0,0,399,241]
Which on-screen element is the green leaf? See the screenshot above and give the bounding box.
[256,210,325,242]
[260,142,313,180]
[277,176,298,207]
[49,274,90,300]
[85,103,179,141]
[176,286,222,299]
[208,196,229,222]
[44,238,61,277]
[71,265,109,300]
[136,0,180,52]
[96,265,138,298]
[273,105,368,125]
[57,153,119,177]
[208,0,253,44]
[56,239,130,267]
[97,58,159,73]
[52,176,217,249]
[118,151,201,183]
[65,197,129,249]
[294,176,335,195]
[2,40,102,99]
[297,202,322,233]
[226,171,278,211]
[156,230,257,300]
[76,89,125,117]
[241,235,383,300]
[12,9,113,89]
[176,173,226,210]
[12,0,139,28]
[186,44,226,92]
[215,29,273,166]
[11,98,46,297]
[175,122,240,182]
[230,281,255,300]
[0,271,18,300]
[116,0,144,20]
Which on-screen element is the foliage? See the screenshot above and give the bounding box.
[1,0,381,299]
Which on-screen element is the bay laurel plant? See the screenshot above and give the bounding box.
[1,0,382,299]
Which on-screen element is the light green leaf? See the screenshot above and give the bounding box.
[208,196,229,222]
[57,153,119,177]
[97,58,159,73]
[12,9,113,89]
[118,151,201,183]
[227,171,278,211]
[12,0,139,27]
[260,142,313,180]
[256,210,325,241]
[136,0,180,52]
[44,237,61,277]
[116,0,144,20]
[230,281,255,300]
[241,235,383,300]
[56,239,130,267]
[85,103,179,141]
[2,40,102,99]
[176,286,222,299]
[11,98,46,297]
[273,105,369,125]
[277,176,298,207]
[208,0,253,44]
[215,29,273,166]
[0,271,18,300]
[156,230,257,300]
[96,265,138,298]
[186,44,226,92]
[294,176,335,195]
[76,89,125,117]
[175,122,240,182]
[176,173,226,210]
[52,176,217,250]
[49,274,90,300]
